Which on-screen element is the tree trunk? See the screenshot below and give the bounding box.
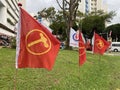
[65,19,73,49]
[56,0,80,49]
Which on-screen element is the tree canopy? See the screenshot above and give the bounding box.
[106,24,120,41]
[81,10,115,39]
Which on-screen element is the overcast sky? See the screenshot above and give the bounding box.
[26,0,120,26]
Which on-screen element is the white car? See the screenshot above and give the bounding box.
[109,42,120,52]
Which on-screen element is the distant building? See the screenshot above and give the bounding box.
[0,0,26,36]
[79,0,107,14]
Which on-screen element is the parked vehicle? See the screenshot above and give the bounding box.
[109,42,120,52]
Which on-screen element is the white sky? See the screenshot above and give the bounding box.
[26,0,120,26]
[105,0,120,25]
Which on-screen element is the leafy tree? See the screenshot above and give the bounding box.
[37,7,56,23]
[81,10,115,38]
[37,7,66,40]
[105,24,120,41]
[49,10,80,41]
[82,15,105,37]
[56,0,81,49]
[49,11,67,41]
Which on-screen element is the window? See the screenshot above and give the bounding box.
[112,44,120,47]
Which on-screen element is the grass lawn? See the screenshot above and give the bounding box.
[0,48,120,90]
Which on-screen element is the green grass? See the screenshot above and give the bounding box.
[0,48,120,90]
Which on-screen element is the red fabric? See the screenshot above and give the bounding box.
[93,32,110,55]
[17,8,60,70]
[79,32,86,65]
[109,31,112,37]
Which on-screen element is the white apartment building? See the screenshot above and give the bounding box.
[89,0,107,13]
[0,0,26,36]
[79,0,107,14]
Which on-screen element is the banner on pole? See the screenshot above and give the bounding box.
[69,28,79,47]
[16,8,60,70]
[93,32,110,55]
[79,32,86,65]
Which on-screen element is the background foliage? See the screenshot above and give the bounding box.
[105,24,120,41]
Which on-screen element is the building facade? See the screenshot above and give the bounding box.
[0,0,25,36]
[79,0,107,14]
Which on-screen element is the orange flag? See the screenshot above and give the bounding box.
[93,32,110,55]
[79,32,86,65]
[16,8,60,70]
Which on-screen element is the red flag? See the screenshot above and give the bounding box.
[93,32,110,55]
[16,8,60,70]
[109,30,112,37]
[79,32,86,65]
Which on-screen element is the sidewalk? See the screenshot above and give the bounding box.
[87,50,120,56]
[105,52,120,56]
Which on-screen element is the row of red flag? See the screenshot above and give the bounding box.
[16,8,110,70]
[79,31,110,66]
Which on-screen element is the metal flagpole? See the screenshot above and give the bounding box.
[14,69,18,90]
[78,27,82,79]
[78,15,83,79]
[78,29,81,80]
[13,3,22,90]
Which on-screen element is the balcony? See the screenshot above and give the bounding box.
[0,22,16,36]
[0,0,6,7]
[85,0,88,4]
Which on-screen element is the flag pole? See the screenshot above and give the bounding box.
[78,17,82,78]
[78,28,81,79]
[14,69,18,90]
[78,63,81,80]
[98,54,102,73]
[99,54,102,61]
[13,3,22,90]
[98,54,102,69]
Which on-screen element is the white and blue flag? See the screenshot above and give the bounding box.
[69,28,79,47]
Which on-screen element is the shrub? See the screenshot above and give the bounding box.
[10,37,16,49]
